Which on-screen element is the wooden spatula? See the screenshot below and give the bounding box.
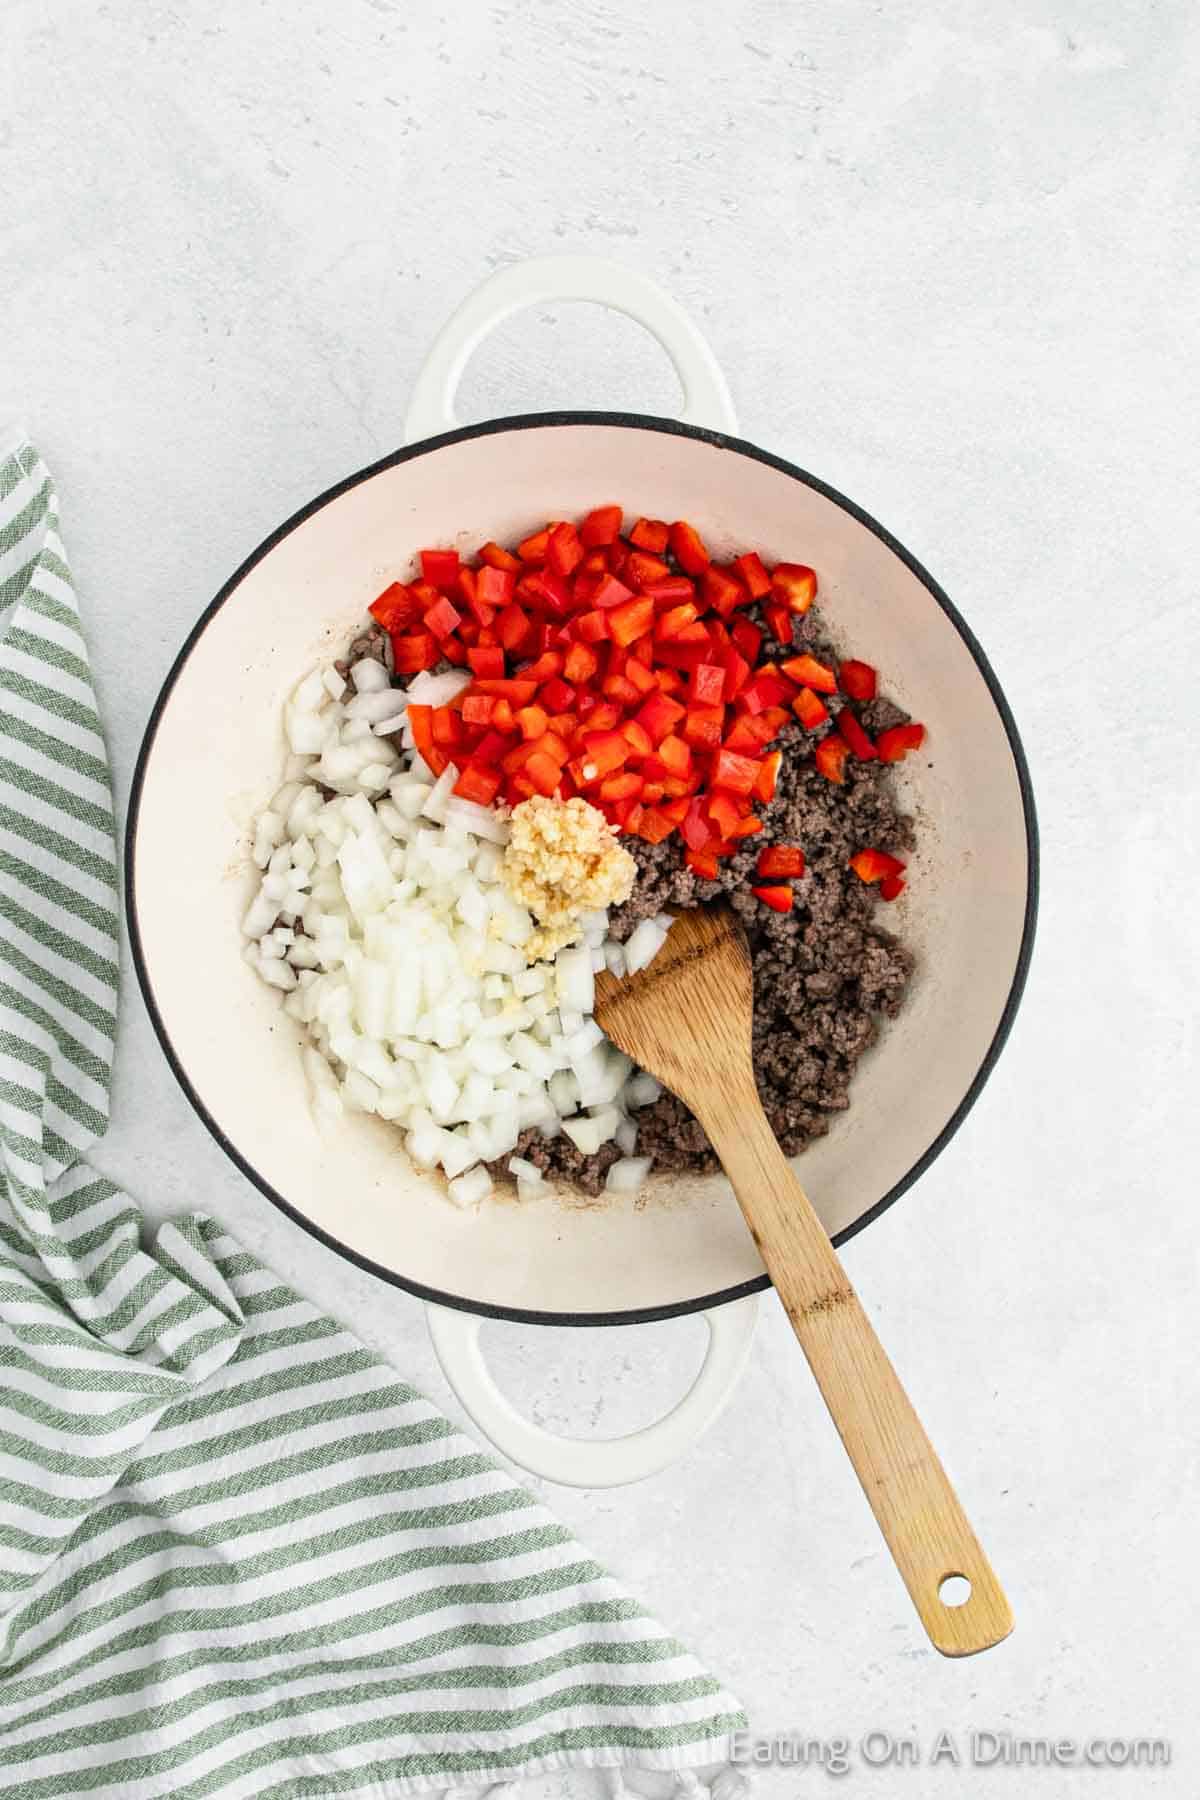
[594,903,1012,1657]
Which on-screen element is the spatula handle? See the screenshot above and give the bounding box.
[712,1103,1012,1657]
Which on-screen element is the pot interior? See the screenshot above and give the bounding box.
[130,418,1032,1321]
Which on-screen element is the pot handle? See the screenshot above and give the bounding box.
[404,255,738,444]
[425,1294,758,1488]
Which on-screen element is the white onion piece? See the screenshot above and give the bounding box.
[372,713,409,737]
[605,1156,653,1194]
[442,797,511,844]
[404,668,472,707]
[350,659,390,693]
[624,918,666,974]
[420,763,460,824]
[555,947,594,1018]
[624,1071,662,1108]
[448,1165,493,1207]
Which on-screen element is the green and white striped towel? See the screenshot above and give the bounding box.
[0,432,747,1800]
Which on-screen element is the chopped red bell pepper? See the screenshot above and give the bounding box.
[657,601,700,639]
[685,847,720,879]
[849,848,907,884]
[733,552,772,599]
[478,540,521,573]
[879,873,906,901]
[681,705,725,751]
[793,687,830,731]
[839,659,877,701]
[753,749,782,804]
[420,548,460,588]
[423,595,463,641]
[470,728,509,766]
[578,730,630,781]
[454,764,502,805]
[369,581,417,631]
[608,594,655,647]
[638,807,677,844]
[592,574,635,611]
[563,642,599,685]
[643,576,696,606]
[730,616,763,663]
[515,703,549,741]
[711,747,760,796]
[620,717,654,758]
[772,563,817,614]
[876,722,926,762]
[580,505,623,547]
[635,691,687,742]
[624,658,657,695]
[781,653,837,694]
[495,604,533,653]
[517,529,549,563]
[539,675,576,714]
[525,750,564,796]
[475,565,515,611]
[627,551,672,589]
[390,632,439,674]
[547,521,584,578]
[669,520,710,575]
[461,694,495,728]
[599,769,643,803]
[687,661,725,706]
[700,564,745,617]
[471,677,539,704]
[466,645,505,679]
[836,708,877,761]
[757,845,806,879]
[764,601,793,645]
[574,608,609,644]
[814,736,849,784]
[657,733,691,777]
[751,884,794,913]
[629,516,670,553]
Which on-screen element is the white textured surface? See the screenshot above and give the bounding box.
[3,1,1198,1793]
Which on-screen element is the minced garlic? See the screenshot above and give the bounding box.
[502,795,636,959]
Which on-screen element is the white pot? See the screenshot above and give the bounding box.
[128,257,1037,1489]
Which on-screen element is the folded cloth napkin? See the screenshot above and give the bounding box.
[0,434,746,1800]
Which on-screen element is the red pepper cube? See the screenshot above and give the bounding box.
[525,750,564,796]
[730,814,763,839]
[685,847,720,879]
[599,769,643,803]
[563,641,599,685]
[517,529,549,564]
[643,576,696,607]
[431,706,465,748]
[473,677,539,704]
[724,713,771,754]
[849,847,907,884]
[669,519,710,575]
[390,631,439,674]
[442,636,469,666]
[772,562,817,614]
[496,604,533,653]
[793,687,830,731]
[620,717,654,758]
[592,573,635,611]
[657,601,701,640]
[681,797,713,850]
[764,601,793,645]
[879,873,906,901]
[608,595,655,647]
[461,694,496,728]
[711,747,761,797]
[627,551,672,589]
[491,698,515,733]
[470,728,509,766]
[476,565,516,610]
[700,565,746,617]
[752,884,793,913]
[522,650,564,684]
[369,581,417,631]
[625,658,657,695]
[580,504,623,548]
[706,790,742,839]
[681,705,725,751]
[753,750,782,805]
[814,736,849,784]
[757,845,806,880]
[515,703,549,741]
[574,608,609,644]
[690,666,726,705]
[629,517,670,553]
[733,552,772,599]
[420,548,460,588]
[579,730,630,782]
[731,616,763,663]
[836,708,877,761]
[422,594,463,641]
[453,764,502,805]
[839,659,877,702]
[635,691,687,742]
[781,653,838,694]
[547,520,584,578]
[467,645,505,679]
[479,540,521,573]
[638,807,677,845]
[657,733,691,777]
[876,722,927,762]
